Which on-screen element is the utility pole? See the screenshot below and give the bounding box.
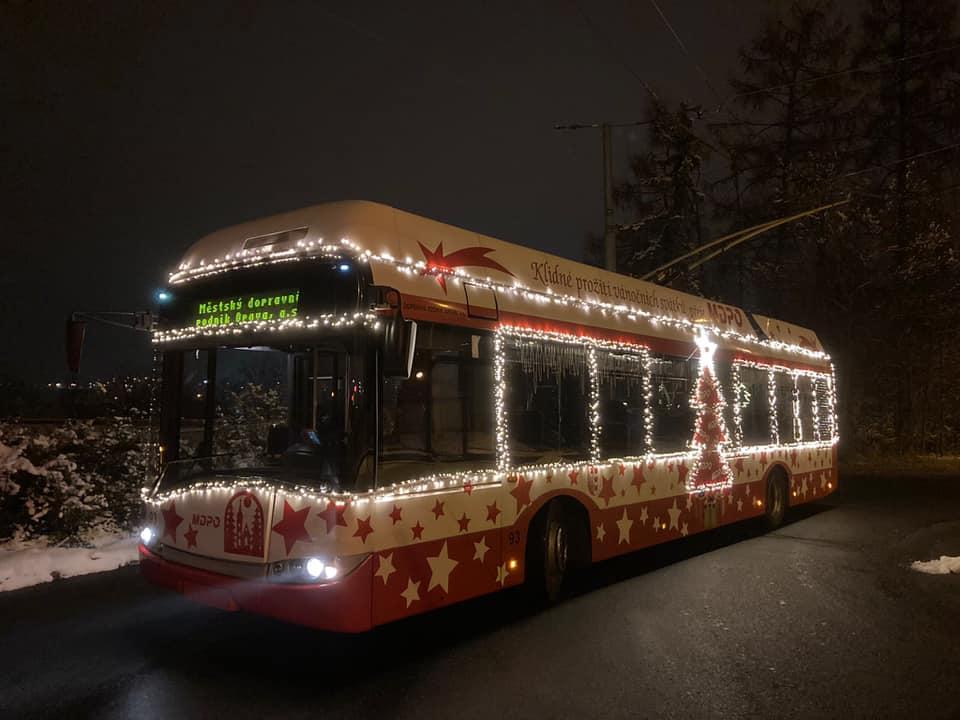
[555,120,648,272]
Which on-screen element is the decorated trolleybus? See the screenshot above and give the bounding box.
[139,200,838,632]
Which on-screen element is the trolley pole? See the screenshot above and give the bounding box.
[555,120,648,273]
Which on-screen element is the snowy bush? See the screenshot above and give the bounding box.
[0,418,150,543]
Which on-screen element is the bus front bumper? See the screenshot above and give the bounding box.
[138,545,374,633]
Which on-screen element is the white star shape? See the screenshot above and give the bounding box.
[820,473,828,490]
[427,541,458,593]
[667,498,682,531]
[801,476,809,498]
[496,563,510,586]
[639,505,649,525]
[653,516,661,532]
[736,498,744,513]
[400,578,420,608]
[616,508,633,544]
[375,552,396,584]
[596,523,607,542]
[680,521,689,537]
[685,494,693,510]
[473,536,490,562]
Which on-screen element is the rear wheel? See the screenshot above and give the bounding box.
[764,471,788,530]
[527,501,572,604]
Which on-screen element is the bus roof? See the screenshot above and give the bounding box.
[169,200,827,360]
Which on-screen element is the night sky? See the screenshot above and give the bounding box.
[4,0,783,383]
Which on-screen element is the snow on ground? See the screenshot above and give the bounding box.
[911,555,960,575]
[0,532,138,592]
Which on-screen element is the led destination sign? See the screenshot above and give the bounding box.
[193,289,300,327]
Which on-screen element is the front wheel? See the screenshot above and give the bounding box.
[764,472,788,530]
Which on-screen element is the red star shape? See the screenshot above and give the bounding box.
[161,502,183,542]
[419,242,450,291]
[598,474,617,507]
[510,474,533,513]
[272,500,312,555]
[389,504,403,524]
[760,451,768,467]
[457,513,470,532]
[667,461,675,472]
[647,459,656,471]
[463,481,474,495]
[318,500,348,534]
[431,499,445,519]
[790,449,798,466]
[734,457,745,475]
[678,460,689,486]
[650,484,657,496]
[545,470,554,483]
[411,521,425,540]
[618,463,626,476]
[568,469,580,485]
[486,501,501,523]
[631,464,646,493]
[353,515,374,543]
[183,524,198,549]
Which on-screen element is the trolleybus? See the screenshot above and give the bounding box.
[138,200,838,631]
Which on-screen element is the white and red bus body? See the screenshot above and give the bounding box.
[139,201,838,632]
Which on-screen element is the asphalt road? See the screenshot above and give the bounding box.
[2,474,959,720]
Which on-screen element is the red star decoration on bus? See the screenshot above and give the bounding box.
[486,501,501,523]
[678,460,689,486]
[389,504,403,525]
[272,500,312,555]
[760,451,768,467]
[318,500,348,534]
[510,474,533,512]
[734,457,745,475]
[618,463,626,476]
[568,469,580,485]
[417,241,514,293]
[631,464,646,493]
[598,474,617,507]
[647,459,656,471]
[457,513,470,532]
[183,524,198,549]
[790,449,798,466]
[411,521,425,540]
[432,499,445,520]
[463,481,474,495]
[161,502,183,542]
[353,516,374,544]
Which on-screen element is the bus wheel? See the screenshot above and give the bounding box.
[764,470,788,530]
[527,500,572,604]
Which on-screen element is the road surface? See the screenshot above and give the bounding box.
[1,474,958,719]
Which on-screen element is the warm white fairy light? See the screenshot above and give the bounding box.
[791,372,802,443]
[685,329,734,494]
[147,225,841,513]
[810,377,821,443]
[729,362,744,449]
[767,369,780,446]
[152,311,381,344]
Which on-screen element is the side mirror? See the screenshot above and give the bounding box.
[65,316,87,374]
[382,313,417,378]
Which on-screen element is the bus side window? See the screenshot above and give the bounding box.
[503,338,591,465]
[775,371,796,443]
[815,376,834,440]
[649,354,698,453]
[379,324,496,486]
[596,350,648,458]
[737,365,772,446]
[798,376,816,442]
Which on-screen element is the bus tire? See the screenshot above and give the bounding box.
[526,500,574,605]
[764,469,788,530]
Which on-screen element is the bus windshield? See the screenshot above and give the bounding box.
[156,337,375,493]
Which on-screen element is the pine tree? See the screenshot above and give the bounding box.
[615,99,709,293]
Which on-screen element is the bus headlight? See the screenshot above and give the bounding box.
[140,527,156,547]
[305,557,325,579]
